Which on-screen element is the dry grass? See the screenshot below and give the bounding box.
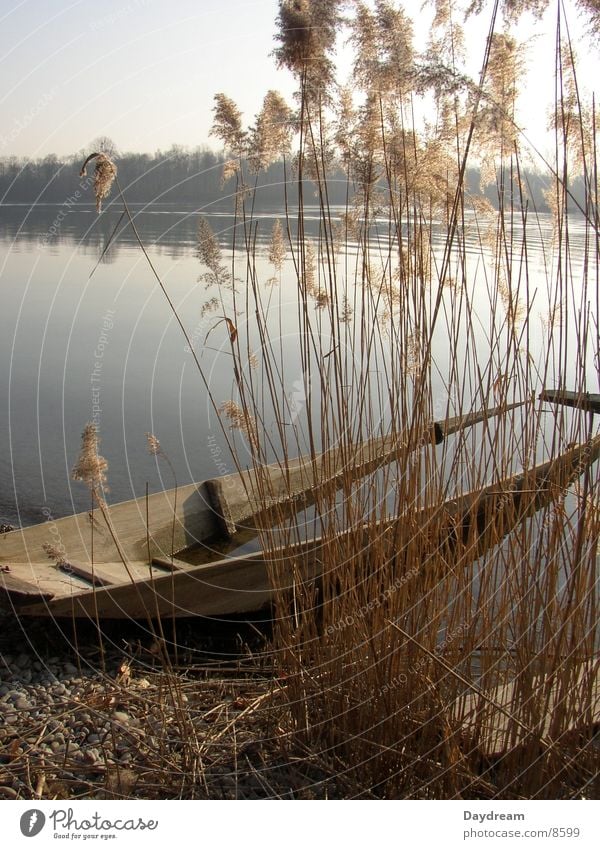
[60,0,600,799]
[195,0,600,799]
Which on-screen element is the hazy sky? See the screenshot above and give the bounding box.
[0,0,597,161]
[0,0,294,157]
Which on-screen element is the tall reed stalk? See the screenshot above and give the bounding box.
[78,0,599,799]
[196,0,600,798]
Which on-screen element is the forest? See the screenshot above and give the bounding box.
[0,145,586,212]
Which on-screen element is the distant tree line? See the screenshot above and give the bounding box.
[0,146,589,214]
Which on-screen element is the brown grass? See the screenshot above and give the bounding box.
[197,0,600,799]
[60,0,600,800]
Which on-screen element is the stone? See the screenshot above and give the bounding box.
[112,711,130,725]
[85,748,101,764]
[0,786,17,799]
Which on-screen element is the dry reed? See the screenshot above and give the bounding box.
[199,0,600,799]
[63,0,600,800]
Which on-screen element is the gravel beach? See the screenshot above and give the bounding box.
[0,611,341,800]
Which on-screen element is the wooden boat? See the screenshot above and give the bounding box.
[1,400,599,620]
[540,388,600,414]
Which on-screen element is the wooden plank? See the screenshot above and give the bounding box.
[441,401,525,438]
[540,389,600,414]
[2,560,155,599]
[59,560,165,586]
[59,561,117,587]
[1,561,95,597]
[71,561,163,583]
[455,661,600,756]
[0,570,55,605]
[152,556,195,572]
[18,550,289,619]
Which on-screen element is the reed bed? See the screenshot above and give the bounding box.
[59,0,600,799]
[188,0,600,798]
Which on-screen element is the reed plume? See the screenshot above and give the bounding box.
[274,0,341,99]
[41,542,68,567]
[211,93,246,156]
[79,152,117,213]
[248,91,294,173]
[219,400,258,451]
[268,219,286,272]
[197,217,231,288]
[72,423,109,500]
[145,432,162,456]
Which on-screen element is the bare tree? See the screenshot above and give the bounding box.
[87,136,120,159]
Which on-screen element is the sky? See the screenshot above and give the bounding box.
[0,0,598,161]
[0,0,294,157]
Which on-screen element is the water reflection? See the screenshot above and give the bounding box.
[0,202,305,258]
[0,202,593,530]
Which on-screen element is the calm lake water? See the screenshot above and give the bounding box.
[0,201,594,529]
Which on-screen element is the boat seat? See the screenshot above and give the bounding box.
[0,570,56,603]
[59,561,165,587]
[151,556,195,572]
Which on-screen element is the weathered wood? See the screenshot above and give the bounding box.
[16,550,296,619]
[58,560,170,585]
[442,432,600,543]
[8,561,151,597]
[152,556,196,572]
[455,661,600,757]
[0,482,220,567]
[0,570,55,605]
[9,434,599,619]
[211,400,527,533]
[540,389,600,414]
[59,561,116,587]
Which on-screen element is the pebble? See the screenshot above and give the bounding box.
[0,787,18,799]
[0,651,148,784]
[3,691,23,704]
[112,711,130,725]
[85,748,101,764]
[0,626,308,801]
